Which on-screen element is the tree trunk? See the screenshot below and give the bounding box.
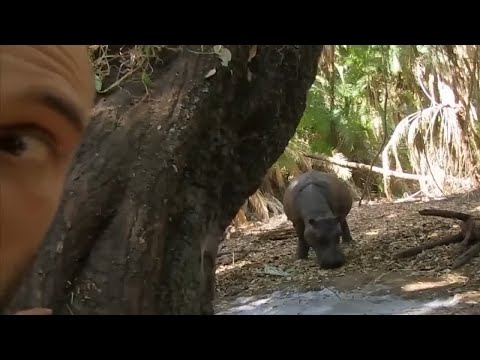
[5,45,323,315]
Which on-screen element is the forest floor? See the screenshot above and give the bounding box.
[214,191,480,315]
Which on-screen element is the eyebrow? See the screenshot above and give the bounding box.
[35,93,84,132]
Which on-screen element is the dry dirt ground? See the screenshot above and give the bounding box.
[214,192,480,314]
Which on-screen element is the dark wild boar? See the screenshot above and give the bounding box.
[282,170,353,269]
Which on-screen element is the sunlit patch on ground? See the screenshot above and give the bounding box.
[401,273,468,292]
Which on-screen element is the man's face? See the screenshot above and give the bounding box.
[0,46,94,304]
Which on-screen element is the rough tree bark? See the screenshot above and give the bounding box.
[5,45,323,315]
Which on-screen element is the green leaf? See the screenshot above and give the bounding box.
[142,72,153,88]
[94,75,102,92]
[335,64,345,83]
[263,265,290,277]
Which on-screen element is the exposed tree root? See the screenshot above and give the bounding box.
[256,227,296,241]
[393,208,480,269]
[453,242,480,269]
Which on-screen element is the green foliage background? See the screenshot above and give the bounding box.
[275,45,480,199]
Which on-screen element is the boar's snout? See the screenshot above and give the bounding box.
[316,248,345,269]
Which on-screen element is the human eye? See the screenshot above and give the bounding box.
[0,127,53,162]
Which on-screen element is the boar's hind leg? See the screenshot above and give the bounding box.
[295,223,309,259]
[340,218,353,243]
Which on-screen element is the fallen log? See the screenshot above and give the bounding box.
[393,208,480,269]
[304,153,424,181]
[305,153,472,187]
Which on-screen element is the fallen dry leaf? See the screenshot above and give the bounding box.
[205,68,216,79]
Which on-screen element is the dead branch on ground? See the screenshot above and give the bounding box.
[394,233,464,259]
[393,208,480,269]
[418,209,471,221]
[217,250,253,265]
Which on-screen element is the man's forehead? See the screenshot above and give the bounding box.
[0,45,95,127]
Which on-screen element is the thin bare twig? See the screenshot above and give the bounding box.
[359,45,390,207]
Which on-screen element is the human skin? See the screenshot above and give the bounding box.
[0,45,95,314]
